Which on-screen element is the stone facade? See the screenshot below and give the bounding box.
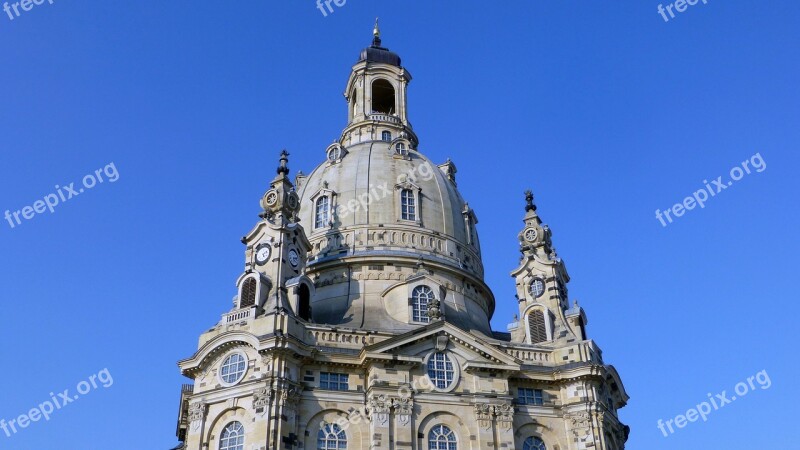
[175,24,629,450]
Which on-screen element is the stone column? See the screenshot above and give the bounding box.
[185,401,207,450]
[368,394,392,450]
[474,403,495,450]
[493,404,515,450]
[392,396,414,450]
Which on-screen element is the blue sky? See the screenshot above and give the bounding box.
[0,1,797,449]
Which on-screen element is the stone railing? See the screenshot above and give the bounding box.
[368,113,401,124]
[221,307,256,325]
[307,326,378,348]
[504,348,551,364]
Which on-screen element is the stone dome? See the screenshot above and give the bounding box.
[286,28,495,335]
[296,140,483,279]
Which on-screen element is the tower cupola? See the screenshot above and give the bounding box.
[341,21,417,147]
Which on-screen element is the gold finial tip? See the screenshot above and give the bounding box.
[373,18,380,37]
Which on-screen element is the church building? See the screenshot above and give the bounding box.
[174,23,630,450]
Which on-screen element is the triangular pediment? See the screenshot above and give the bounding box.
[360,321,521,371]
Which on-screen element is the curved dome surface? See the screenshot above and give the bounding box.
[296,140,483,279]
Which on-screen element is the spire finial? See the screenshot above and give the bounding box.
[524,190,537,212]
[277,149,290,176]
[372,18,382,47]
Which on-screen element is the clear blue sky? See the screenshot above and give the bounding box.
[0,1,797,449]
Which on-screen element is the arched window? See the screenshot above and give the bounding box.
[317,423,346,450]
[315,196,330,229]
[220,353,247,385]
[395,142,407,156]
[426,352,455,389]
[219,421,245,450]
[382,130,392,142]
[372,79,396,114]
[428,425,457,450]
[522,437,547,450]
[412,285,434,323]
[240,277,257,308]
[298,283,311,320]
[401,189,416,221]
[528,310,548,344]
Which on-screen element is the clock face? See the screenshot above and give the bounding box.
[265,190,278,207]
[524,228,538,243]
[288,249,300,268]
[287,193,299,210]
[529,278,545,298]
[255,245,271,265]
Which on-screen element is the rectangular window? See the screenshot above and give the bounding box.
[401,189,416,221]
[518,388,544,405]
[319,372,349,391]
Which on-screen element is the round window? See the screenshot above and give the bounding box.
[219,352,247,385]
[529,278,545,298]
[426,352,456,390]
[327,146,342,161]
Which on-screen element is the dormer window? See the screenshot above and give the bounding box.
[528,308,552,344]
[315,196,330,229]
[382,131,392,142]
[401,189,416,221]
[395,142,408,156]
[327,146,342,162]
[325,144,346,164]
[240,278,257,308]
[411,285,434,323]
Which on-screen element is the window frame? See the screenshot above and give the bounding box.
[425,352,457,391]
[411,285,434,323]
[219,421,246,450]
[522,436,547,450]
[319,372,349,391]
[315,196,331,229]
[219,352,248,386]
[518,387,544,406]
[401,188,417,221]
[317,423,347,450]
[428,424,457,450]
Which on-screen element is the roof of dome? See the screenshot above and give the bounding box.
[357,22,401,67]
[358,43,401,67]
[296,140,483,279]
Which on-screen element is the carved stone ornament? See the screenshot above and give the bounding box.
[281,386,302,408]
[392,396,413,425]
[493,404,514,430]
[564,411,591,439]
[369,394,391,425]
[427,297,442,321]
[253,387,272,409]
[188,402,207,431]
[474,403,492,429]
